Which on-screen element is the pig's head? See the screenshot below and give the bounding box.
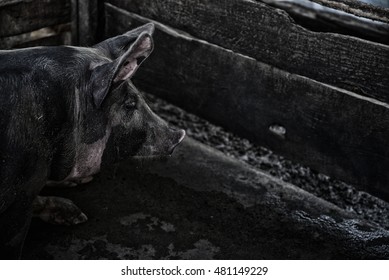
[83,23,185,161]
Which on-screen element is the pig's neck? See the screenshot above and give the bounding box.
[65,87,111,181]
[66,126,111,180]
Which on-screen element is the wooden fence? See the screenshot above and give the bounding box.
[102,0,389,200]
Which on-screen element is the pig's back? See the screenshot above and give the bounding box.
[0,48,76,176]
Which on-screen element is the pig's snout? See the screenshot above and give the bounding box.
[168,129,186,155]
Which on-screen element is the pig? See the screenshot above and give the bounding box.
[0,23,185,259]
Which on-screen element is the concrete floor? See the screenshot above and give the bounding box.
[22,138,389,259]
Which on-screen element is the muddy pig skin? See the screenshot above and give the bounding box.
[0,23,185,259]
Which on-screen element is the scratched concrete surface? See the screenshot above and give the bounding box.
[22,138,389,259]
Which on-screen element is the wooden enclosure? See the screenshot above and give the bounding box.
[102,0,389,200]
[0,0,73,48]
[1,0,389,200]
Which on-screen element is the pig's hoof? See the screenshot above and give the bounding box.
[45,176,93,188]
[33,196,88,226]
[46,180,78,188]
[75,176,94,184]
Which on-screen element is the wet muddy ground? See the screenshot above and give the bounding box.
[22,94,389,259]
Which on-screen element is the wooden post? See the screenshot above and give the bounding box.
[71,0,99,46]
[70,0,79,45]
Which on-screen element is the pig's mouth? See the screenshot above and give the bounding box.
[131,154,172,161]
[168,129,186,154]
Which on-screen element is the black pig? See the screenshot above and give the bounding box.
[0,23,185,259]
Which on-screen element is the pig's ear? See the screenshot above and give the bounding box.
[94,23,154,59]
[91,32,153,108]
[112,32,153,83]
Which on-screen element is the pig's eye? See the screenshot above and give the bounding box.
[124,101,137,111]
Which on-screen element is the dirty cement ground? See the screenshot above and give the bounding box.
[22,95,389,259]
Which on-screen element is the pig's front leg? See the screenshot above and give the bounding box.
[32,196,88,225]
[46,176,94,188]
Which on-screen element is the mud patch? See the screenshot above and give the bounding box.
[45,235,156,259]
[164,240,219,260]
[120,213,176,232]
[44,235,218,260]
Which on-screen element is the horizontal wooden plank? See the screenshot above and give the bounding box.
[311,0,389,22]
[0,0,24,8]
[106,0,389,104]
[0,24,71,49]
[104,4,389,200]
[0,0,71,38]
[261,0,389,45]
[14,32,71,48]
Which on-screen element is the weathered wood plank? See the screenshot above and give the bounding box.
[0,0,71,38]
[106,0,389,104]
[0,24,71,49]
[13,32,71,49]
[105,4,389,200]
[261,0,389,45]
[0,0,26,8]
[311,0,389,22]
